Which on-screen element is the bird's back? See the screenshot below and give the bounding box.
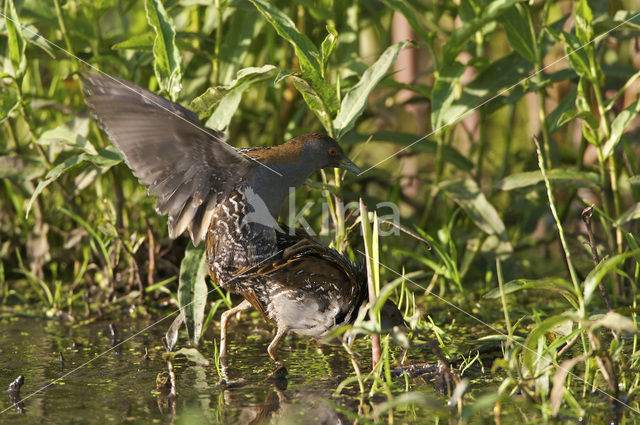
[234,228,369,337]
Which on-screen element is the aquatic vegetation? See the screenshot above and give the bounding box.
[2,0,640,423]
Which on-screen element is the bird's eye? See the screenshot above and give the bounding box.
[328,147,339,157]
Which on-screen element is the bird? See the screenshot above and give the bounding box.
[82,72,402,361]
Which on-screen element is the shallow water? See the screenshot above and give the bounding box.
[0,313,628,424]
[0,315,438,424]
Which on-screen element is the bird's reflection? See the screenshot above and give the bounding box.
[222,379,353,425]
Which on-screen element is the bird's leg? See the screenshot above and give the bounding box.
[219,300,252,362]
[267,326,289,362]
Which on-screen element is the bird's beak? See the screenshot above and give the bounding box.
[338,157,361,175]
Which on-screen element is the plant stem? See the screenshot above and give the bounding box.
[534,138,584,315]
[53,0,77,69]
[213,0,222,84]
[496,258,512,342]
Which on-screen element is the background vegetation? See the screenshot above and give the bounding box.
[2,0,640,422]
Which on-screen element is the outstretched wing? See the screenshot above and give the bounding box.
[83,72,252,244]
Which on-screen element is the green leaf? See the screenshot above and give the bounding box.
[431,62,465,131]
[145,0,182,99]
[438,178,509,243]
[112,33,154,50]
[584,250,640,306]
[495,169,600,191]
[205,89,244,131]
[191,65,276,130]
[333,41,407,139]
[26,155,90,217]
[547,88,578,134]
[575,0,594,46]
[250,0,337,113]
[4,0,27,79]
[290,75,333,133]
[615,203,640,226]
[178,243,208,346]
[26,149,122,218]
[451,52,533,118]
[320,25,337,78]
[562,31,593,81]
[484,278,578,301]
[590,311,638,334]
[602,98,640,159]
[381,0,430,42]
[443,0,519,61]
[0,86,20,124]
[90,146,123,169]
[576,79,600,146]
[37,118,96,155]
[524,313,577,375]
[550,353,589,416]
[501,5,536,63]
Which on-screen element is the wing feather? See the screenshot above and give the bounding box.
[83,72,253,244]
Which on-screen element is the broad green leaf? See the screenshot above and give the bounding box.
[21,24,56,58]
[381,0,430,42]
[250,0,337,113]
[575,0,593,46]
[524,313,578,375]
[333,41,407,139]
[191,65,276,123]
[590,311,638,334]
[145,0,182,99]
[178,242,208,346]
[501,5,536,63]
[90,147,123,169]
[320,26,337,78]
[5,0,27,79]
[0,86,20,124]
[290,75,333,133]
[450,52,533,119]
[584,250,640,306]
[439,178,508,242]
[26,149,122,217]
[206,75,276,129]
[629,175,640,186]
[495,169,600,191]
[615,203,640,226]
[576,78,599,146]
[484,278,578,301]
[205,88,244,131]
[26,155,91,217]
[602,98,640,159]
[37,118,96,155]
[550,354,589,416]
[112,33,154,50]
[431,62,465,131]
[547,88,578,134]
[562,31,593,81]
[443,0,519,61]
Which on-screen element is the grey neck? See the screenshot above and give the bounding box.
[245,161,316,217]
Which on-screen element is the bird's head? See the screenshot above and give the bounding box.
[295,133,361,175]
[253,133,360,176]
